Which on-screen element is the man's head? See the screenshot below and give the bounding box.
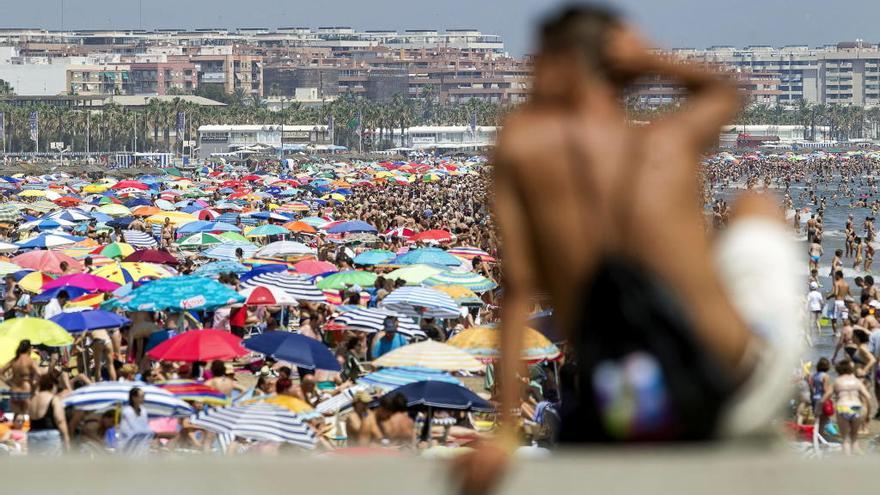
[59,261,68,272]
[533,5,627,102]
[382,316,398,336]
[57,290,69,304]
[835,270,844,280]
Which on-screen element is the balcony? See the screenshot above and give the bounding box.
[200,72,226,83]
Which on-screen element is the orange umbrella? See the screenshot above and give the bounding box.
[282,221,317,233]
[132,205,161,217]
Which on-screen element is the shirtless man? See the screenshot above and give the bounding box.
[457,7,796,492]
[345,391,382,446]
[828,270,851,338]
[808,237,823,272]
[373,393,414,446]
[204,360,246,398]
[0,340,40,414]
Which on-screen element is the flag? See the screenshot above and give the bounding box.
[176,111,186,135]
[28,111,38,143]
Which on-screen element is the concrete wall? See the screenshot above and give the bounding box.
[0,64,68,95]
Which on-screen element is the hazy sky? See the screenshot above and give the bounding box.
[1,0,880,56]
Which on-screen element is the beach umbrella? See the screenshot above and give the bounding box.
[92,262,173,285]
[156,380,229,406]
[431,285,483,306]
[145,212,198,227]
[0,261,24,275]
[424,271,497,293]
[325,220,377,234]
[12,250,82,275]
[178,221,241,234]
[410,230,454,243]
[194,261,249,277]
[202,242,258,261]
[189,403,316,449]
[333,307,424,337]
[352,249,396,266]
[0,205,22,223]
[282,221,316,233]
[239,272,326,303]
[18,271,53,293]
[49,310,131,334]
[300,216,332,228]
[447,326,560,363]
[131,206,162,217]
[218,232,249,243]
[316,270,377,290]
[246,394,314,413]
[238,286,298,306]
[33,286,90,303]
[90,242,135,259]
[16,233,83,249]
[391,247,461,267]
[123,249,179,265]
[385,264,444,285]
[0,317,73,347]
[97,204,132,217]
[177,232,224,248]
[21,217,71,231]
[245,224,290,237]
[147,329,248,362]
[380,286,461,319]
[43,273,121,292]
[111,180,149,191]
[118,276,244,312]
[122,229,158,248]
[292,259,337,276]
[372,340,483,372]
[255,241,314,258]
[359,367,462,393]
[447,246,495,262]
[382,380,493,412]
[63,382,194,417]
[243,331,340,371]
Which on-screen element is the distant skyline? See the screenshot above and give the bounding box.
[1,0,880,56]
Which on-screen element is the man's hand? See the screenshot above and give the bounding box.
[450,439,511,495]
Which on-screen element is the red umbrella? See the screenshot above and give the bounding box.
[111,180,149,190]
[293,259,338,276]
[239,286,297,306]
[146,329,248,362]
[410,229,454,243]
[54,196,82,207]
[242,175,263,182]
[123,249,180,265]
[196,209,220,220]
[13,250,83,275]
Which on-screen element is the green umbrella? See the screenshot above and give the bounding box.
[219,232,248,243]
[177,232,225,248]
[315,270,377,290]
[386,264,444,285]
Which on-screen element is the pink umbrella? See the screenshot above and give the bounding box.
[147,329,248,362]
[12,250,83,275]
[43,273,121,292]
[293,259,338,276]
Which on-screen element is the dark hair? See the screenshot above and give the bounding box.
[38,373,56,391]
[57,290,69,301]
[539,5,623,83]
[836,359,854,375]
[836,249,843,256]
[379,392,409,413]
[275,377,292,394]
[836,270,844,279]
[345,336,360,352]
[210,360,226,377]
[15,339,31,358]
[816,357,831,373]
[128,387,143,405]
[854,329,870,344]
[866,275,875,286]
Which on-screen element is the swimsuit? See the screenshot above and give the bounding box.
[836,404,862,421]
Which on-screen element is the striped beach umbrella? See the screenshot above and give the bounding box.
[380,286,461,319]
[122,229,158,248]
[385,264,444,285]
[333,307,425,338]
[372,340,483,372]
[194,261,249,277]
[62,382,195,417]
[157,380,229,406]
[446,246,495,262]
[189,403,316,449]
[239,272,326,303]
[255,241,314,258]
[423,271,497,293]
[359,366,462,393]
[202,242,258,261]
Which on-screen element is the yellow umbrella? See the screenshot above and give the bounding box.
[447,326,560,362]
[432,285,481,303]
[19,271,52,293]
[0,317,73,349]
[372,340,483,371]
[146,212,198,226]
[246,394,314,413]
[321,193,346,202]
[97,204,133,217]
[82,184,110,194]
[18,189,46,198]
[65,293,106,310]
[92,262,174,285]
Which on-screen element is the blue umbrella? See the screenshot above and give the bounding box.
[352,249,396,266]
[391,248,461,267]
[194,260,249,277]
[16,233,84,249]
[50,310,131,333]
[243,331,341,371]
[178,221,241,234]
[117,275,245,312]
[239,264,288,283]
[124,198,152,208]
[89,212,115,224]
[360,367,462,392]
[326,220,377,234]
[33,286,91,303]
[382,380,493,412]
[107,216,135,228]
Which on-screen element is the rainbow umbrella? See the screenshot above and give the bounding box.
[18,271,55,293]
[92,262,173,285]
[157,380,230,406]
[92,242,135,259]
